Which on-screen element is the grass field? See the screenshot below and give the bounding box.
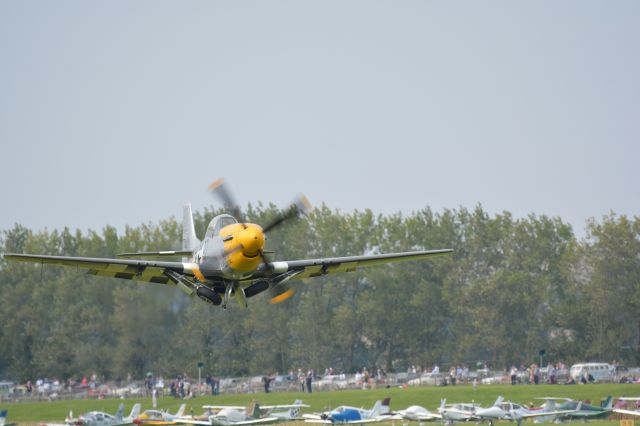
[2,383,639,425]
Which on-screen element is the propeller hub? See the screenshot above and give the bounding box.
[237,224,265,257]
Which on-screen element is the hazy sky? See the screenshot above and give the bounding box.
[1,1,638,238]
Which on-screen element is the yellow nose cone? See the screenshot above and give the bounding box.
[237,224,265,257]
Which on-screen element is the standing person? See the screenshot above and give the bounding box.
[298,369,305,392]
[306,369,313,393]
[213,377,220,395]
[548,364,556,384]
[510,366,518,385]
[263,375,272,393]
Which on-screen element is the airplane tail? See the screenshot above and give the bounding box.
[0,410,7,426]
[493,396,504,407]
[129,403,142,420]
[439,399,447,413]
[602,396,613,410]
[182,203,201,253]
[288,400,304,419]
[247,400,261,419]
[175,403,186,417]
[115,403,125,420]
[370,398,391,417]
[544,399,556,412]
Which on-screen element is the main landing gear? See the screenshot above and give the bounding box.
[196,286,222,306]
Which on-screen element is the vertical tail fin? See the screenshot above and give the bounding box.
[182,204,201,252]
[289,400,303,419]
[493,396,504,407]
[602,396,612,410]
[176,404,186,417]
[370,398,390,417]
[544,399,556,412]
[115,403,125,420]
[247,400,261,419]
[0,410,7,426]
[129,404,141,420]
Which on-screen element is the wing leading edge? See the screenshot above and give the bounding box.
[2,253,195,285]
[272,249,453,280]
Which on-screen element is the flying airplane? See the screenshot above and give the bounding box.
[67,403,141,426]
[3,179,453,309]
[179,400,308,426]
[538,397,612,420]
[303,398,392,424]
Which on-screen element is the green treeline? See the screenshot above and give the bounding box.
[1,205,639,382]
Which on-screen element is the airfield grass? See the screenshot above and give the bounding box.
[3,383,640,425]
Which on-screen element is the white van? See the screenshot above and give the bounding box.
[569,363,615,383]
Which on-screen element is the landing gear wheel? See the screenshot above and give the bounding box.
[196,286,222,306]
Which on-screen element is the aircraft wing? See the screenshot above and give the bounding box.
[396,412,441,421]
[518,409,579,419]
[305,420,384,425]
[614,409,640,417]
[202,406,246,411]
[3,253,198,285]
[219,417,279,426]
[175,420,211,426]
[276,249,453,280]
[261,404,310,410]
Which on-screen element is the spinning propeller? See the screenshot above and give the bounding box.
[208,178,312,303]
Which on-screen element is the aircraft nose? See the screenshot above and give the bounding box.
[237,225,265,257]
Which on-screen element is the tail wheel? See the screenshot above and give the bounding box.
[196,286,222,306]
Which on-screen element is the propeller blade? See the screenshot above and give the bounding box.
[262,194,313,234]
[208,178,245,223]
[258,249,273,275]
[269,282,295,304]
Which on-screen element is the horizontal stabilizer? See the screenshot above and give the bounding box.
[116,250,193,259]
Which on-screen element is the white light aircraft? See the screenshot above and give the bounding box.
[437,399,479,424]
[67,403,141,426]
[474,397,579,426]
[614,397,640,417]
[393,405,442,422]
[180,400,308,426]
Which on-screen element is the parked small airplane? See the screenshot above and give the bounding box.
[437,399,479,424]
[473,396,506,425]
[303,398,392,424]
[3,179,452,309]
[613,397,640,417]
[393,405,442,421]
[133,404,186,425]
[180,400,308,426]
[473,397,579,426]
[0,410,16,426]
[538,397,612,420]
[67,403,141,426]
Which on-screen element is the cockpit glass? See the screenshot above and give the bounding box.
[206,215,238,238]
